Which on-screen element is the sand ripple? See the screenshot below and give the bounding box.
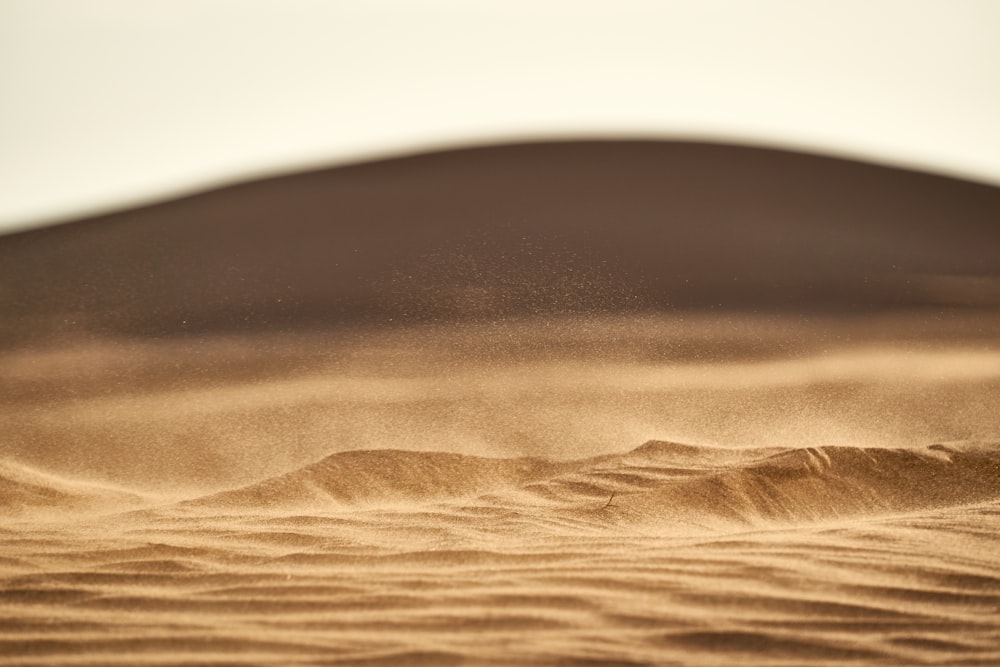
[2,442,999,665]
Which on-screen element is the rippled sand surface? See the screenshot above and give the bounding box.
[2,314,999,665]
[3,441,1000,666]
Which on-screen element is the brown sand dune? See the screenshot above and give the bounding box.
[2,141,1000,346]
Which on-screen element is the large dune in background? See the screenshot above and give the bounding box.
[1,141,1000,345]
[2,140,1000,665]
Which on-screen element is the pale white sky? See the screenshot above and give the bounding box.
[2,0,999,233]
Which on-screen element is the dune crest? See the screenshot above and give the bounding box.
[178,441,1000,535]
[189,448,575,510]
[603,441,1000,530]
[8,440,997,532]
[0,459,148,516]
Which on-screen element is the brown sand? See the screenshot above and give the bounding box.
[4,141,1000,348]
[2,313,999,666]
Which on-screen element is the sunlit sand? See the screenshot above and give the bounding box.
[2,313,999,665]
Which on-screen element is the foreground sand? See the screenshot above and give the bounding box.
[2,313,999,665]
[2,440,999,666]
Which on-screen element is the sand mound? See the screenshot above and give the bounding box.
[5,141,1000,347]
[183,441,1000,533]
[515,440,1000,531]
[190,449,575,510]
[0,459,148,516]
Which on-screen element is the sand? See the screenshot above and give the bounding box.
[2,313,1000,665]
[1,442,999,666]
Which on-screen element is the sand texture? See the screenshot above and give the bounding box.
[2,314,1000,666]
[2,440,1000,666]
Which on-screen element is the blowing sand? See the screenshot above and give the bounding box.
[2,313,999,665]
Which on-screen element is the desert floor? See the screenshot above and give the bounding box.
[2,312,999,665]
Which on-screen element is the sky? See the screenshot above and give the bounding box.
[1,0,999,234]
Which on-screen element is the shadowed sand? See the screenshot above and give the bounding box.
[3,141,1000,347]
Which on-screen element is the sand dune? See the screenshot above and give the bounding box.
[3,141,1000,346]
[186,441,1000,534]
[1,440,999,665]
[190,449,574,510]
[7,438,1000,531]
[1,315,998,664]
[0,459,149,517]
[2,140,999,664]
[611,441,1000,531]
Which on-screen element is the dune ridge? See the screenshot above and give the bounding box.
[177,440,1000,535]
[601,441,1000,531]
[0,459,149,516]
[188,449,575,510]
[6,440,997,533]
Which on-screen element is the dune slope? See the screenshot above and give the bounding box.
[3,141,1000,345]
[0,459,148,515]
[183,441,1000,535]
[190,449,575,510]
